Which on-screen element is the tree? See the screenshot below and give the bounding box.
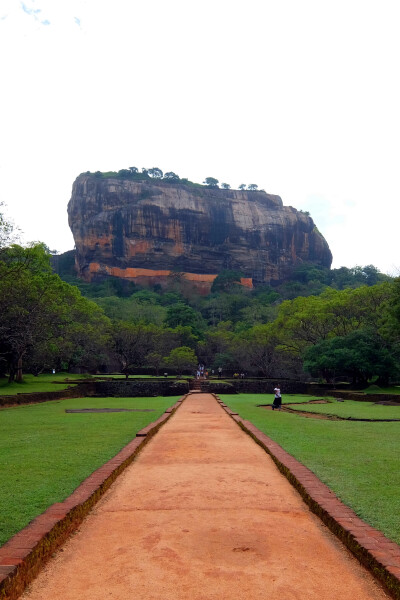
[0,244,57,380]
[271,284,392,355]
[0,242,50,283]
[165,302,203,334]
[0,203,18,250]
[303,329,398,386]
[221,183,231,190]
[164,171,180,181]
[203,177,219,188]
[53,292,111,373]
[146,352,164,376]
[328,265,391,290]
[247,184,258,191]
[238,301,276,327]
[118,169,131,177]
[196,325,235,367]
[129,166,138,174]
[148,167,163,179]
[102,290,168,326]
[163,346,197,375]
[383,277,400,343]
[389,278,400,326]
[291,263,329,285]
[112,322,157,378]
[238,184,246,190]
[238,324,278,376]
[211,270,243,293]
[0,244,112,381]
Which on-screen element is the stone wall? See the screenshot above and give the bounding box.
[309,389,400,403]
[0,383,95,408]
[211,379,309,394]
[93,379,190,397]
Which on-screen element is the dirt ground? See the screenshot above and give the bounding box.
[22,393,389,600]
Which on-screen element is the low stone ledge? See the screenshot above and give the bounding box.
[0,395,187,600]
[136,413,171,437]
[218,399,400,600]
[310,389,400,403]
[0,383,95,408]
[94,379,189,398]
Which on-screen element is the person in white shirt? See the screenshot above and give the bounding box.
[272,384,282,410]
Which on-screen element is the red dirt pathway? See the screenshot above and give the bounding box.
[22,393,389,600]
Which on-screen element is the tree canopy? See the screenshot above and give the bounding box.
[203,177,219,188]
[0,244,111,381]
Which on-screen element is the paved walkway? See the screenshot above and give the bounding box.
[22,394,389,600]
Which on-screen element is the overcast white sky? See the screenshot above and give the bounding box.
[1,0,399,273]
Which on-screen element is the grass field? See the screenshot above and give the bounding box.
[364,385,400,395]
[221,393,400,545]
[0,395,178,546]
[0,373,92,395]
[283,395,400,419]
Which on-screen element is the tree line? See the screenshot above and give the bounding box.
[1,203,399,385]
[87,167,261,193]
[57,253,399,386]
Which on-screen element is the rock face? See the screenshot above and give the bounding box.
[68,174,332,292]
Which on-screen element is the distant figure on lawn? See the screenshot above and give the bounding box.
[272,384,282,410]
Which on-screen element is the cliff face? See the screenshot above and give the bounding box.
[68,175,332,291]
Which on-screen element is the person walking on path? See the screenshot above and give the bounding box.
[272,384,282,410]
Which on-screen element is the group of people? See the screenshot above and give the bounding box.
[196,365,224,379]
[196,364,207,379]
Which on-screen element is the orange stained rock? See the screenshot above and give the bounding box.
[240,277,253,288]
[85,263,254,289]
[21,394,389,600]
[183,272,217,282]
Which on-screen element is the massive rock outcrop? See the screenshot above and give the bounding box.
[68,174,332,292]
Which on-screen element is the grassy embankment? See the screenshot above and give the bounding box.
[221,393,400,545]
[0,395,179,546]
[0,373,192,395]
[0,373,89,395]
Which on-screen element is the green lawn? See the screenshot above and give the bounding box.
[363,385,400,395]
[0,373,92,395]
[221,393,400,545]
[283,395,400,420]
[0,396,178,546]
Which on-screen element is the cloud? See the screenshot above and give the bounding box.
[21,2,42,17]
[21,1,50,25]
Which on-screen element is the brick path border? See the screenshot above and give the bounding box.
[216,395,400,600]
[0,397,186,600]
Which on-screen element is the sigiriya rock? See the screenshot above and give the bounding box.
[67,173,332,293]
